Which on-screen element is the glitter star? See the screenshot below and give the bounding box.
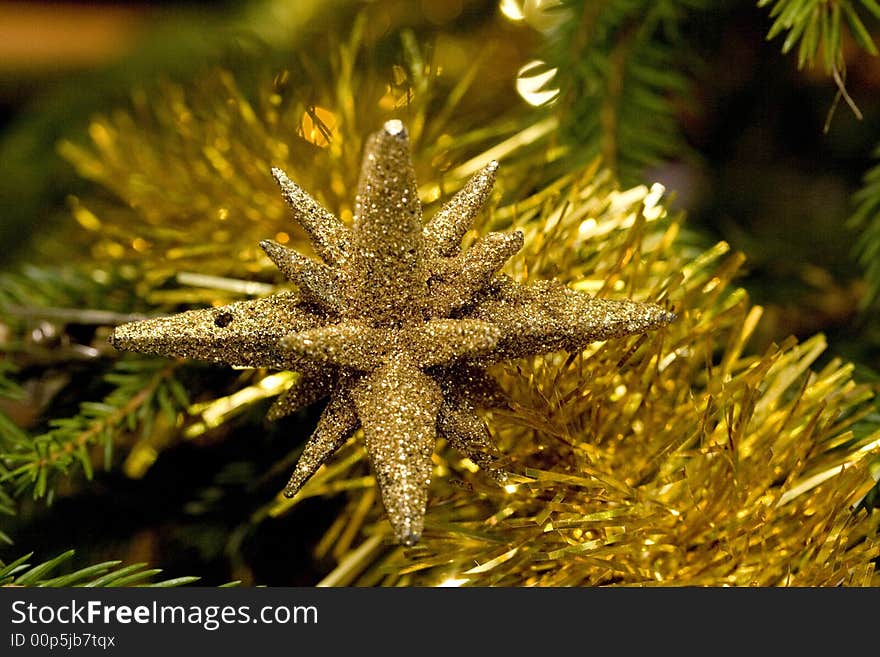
[109,120,675,545]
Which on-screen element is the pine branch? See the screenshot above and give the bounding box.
[0,362,26,450]
[0,361,23,401]
[0,363,23,542]
[0,550,201,587]
[541,0,706,184]
[850,142,880,308]
[0,266,137,316]
[0,359,188,502]
[0,479,14,545]
[758,0,880,72]
[0,265,151,371]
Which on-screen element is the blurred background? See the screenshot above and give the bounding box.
[1,0,879,584]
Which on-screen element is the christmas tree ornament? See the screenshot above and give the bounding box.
[109,120,675,545]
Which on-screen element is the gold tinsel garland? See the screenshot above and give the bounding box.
[43,25,880,585]
[55,19,539,292]
[270,165,880,586]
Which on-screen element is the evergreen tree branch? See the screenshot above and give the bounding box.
[544,0,705,184]
[0,362,26,449]
[0,266,137,317]
[0,266,191,501]
[0,363,23,542]
[0,484,14,546]
[758,0,880,72]
[0,550,200,587]
[0,360,187,502]
[0,265,149,371]
[850,142,880,307]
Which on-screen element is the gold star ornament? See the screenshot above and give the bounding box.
[110,120,676,545]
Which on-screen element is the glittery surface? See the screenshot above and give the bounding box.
[467,277,676,362]
[108,293,321,370]
[271,167,351,267]
[350,123,425,325]
[259,239,346,313]
[109,120,675,545]
[284,380,360,497]
[423,160,498,258]
[437,393,508,482]
[266,366,339,422]
[428,230,524,317]
[353,360,441,546]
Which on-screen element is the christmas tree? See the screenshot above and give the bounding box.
[1,0,879,586]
